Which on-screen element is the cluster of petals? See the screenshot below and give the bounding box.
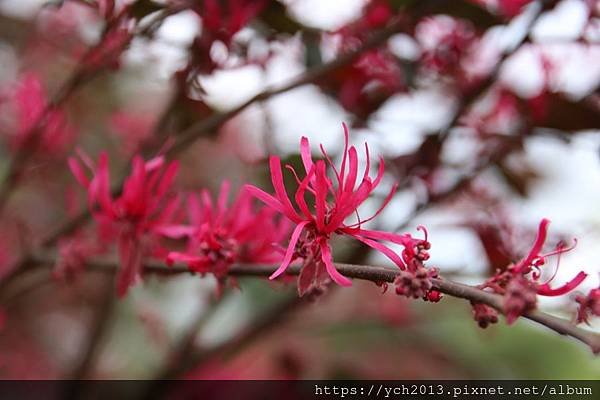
[575,286,600,325]
[69,151,179,296]
[416,16,477,78]
[189,0,268,73]
[3,73,75,155]
[325,1,404,116]
[480,218,587,323]
[245,123,429,290]
[161,181,290,281]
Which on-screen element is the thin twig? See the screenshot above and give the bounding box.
[25,252,600,354]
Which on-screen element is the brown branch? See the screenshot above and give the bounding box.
[68,280,116,381]
[24,252,600,354]
[153,291,231,380]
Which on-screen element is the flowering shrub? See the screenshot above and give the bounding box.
[476,219,587,324]
[0,0,598,382]
[2,73,76,156]
[245,124,434,295]
[69,151,180,296]
[163,182,291,291]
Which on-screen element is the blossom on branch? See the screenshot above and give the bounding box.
[471,302,499,328]
[323,1,405,118]
[69,151,180,296]
[245,123,434,296]
[189,0,268,73]
[2,73,76,156]
[480,218,587,324]
[416,16,477,82]
[576,286,600,325]
[160,181,290,290]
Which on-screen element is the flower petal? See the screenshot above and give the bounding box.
[319,240,352,286]
[514,218,550,272]
[68,157,90,188]
[244,184,297,221]
[536,271,587,296]
[314,161,328,231]
[300,136,314,176]
[269,156,302,222]
[270,221,308,280]
[349,234,406,269]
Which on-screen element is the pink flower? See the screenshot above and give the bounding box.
[575,286,600,325]
[160,181,290,285]
[335,50,404,116]
[198,0,267,46]
[481,218,587,323]
[322,1,404,118]
[416,16,477,78]
[6,73,76,155]
[69,151,179,296]
[245,123,430,294]
[53,233,103,283]
[190,0,268,73]
[498,0,533,18]
[471,301,499,328]
[83,26,131,71]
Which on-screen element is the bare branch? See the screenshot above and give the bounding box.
[24,252,600,355]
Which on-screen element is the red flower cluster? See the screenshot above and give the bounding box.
[416,16,477,80]
[245,124,435,296]
[83,26,131,71]
[479,218,587,324]
[576,286,600,325]
[325,1,404,118]
[189,0,268,73]
[161,181,290,288]
[2,73,76,156]
[69,151,179,296]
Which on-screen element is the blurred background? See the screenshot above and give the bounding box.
[0,0,599,381]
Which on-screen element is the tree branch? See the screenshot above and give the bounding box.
[25,252,600,355]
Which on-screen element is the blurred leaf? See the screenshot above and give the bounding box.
[495,158,539,197]
[303,32,323,69]
[535,93,600,132]
[388,0,421,12]
[394,0,501,29]
[129,0,165,20]
[258,1,307,35]
[392,134,442,176]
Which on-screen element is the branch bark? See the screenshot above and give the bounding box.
[25,252,600,355]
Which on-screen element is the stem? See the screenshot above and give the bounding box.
[25,253,600,354]
[63,277,116,399]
